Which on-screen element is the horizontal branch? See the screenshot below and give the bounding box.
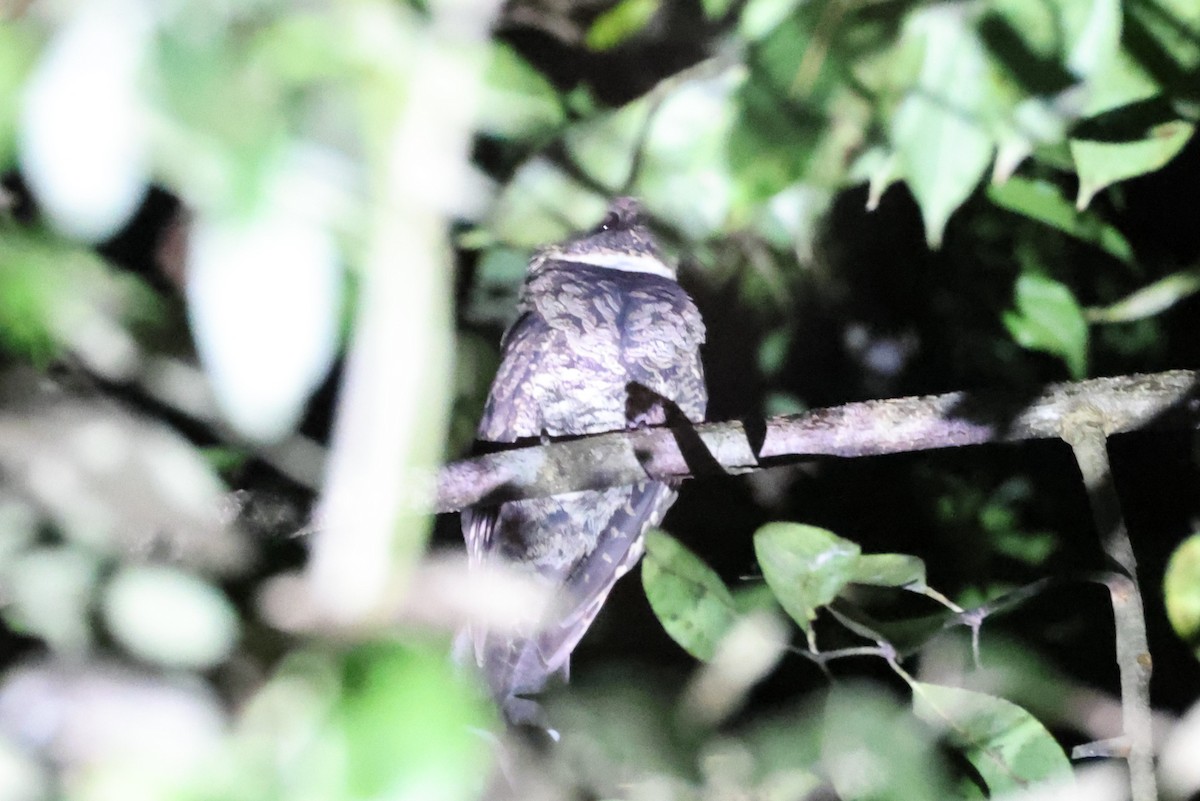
[435,370,1200,514]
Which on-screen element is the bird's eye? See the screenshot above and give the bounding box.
[596,211,620,232]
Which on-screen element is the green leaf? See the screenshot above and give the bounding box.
[1164,532,1200,660]
[851,553,927,589]
[586,0,661,51]
[1002,273,1089,378]
[753,522,860,632]
[642,530,739,661]
[890,5,994,248]
[478,44,564,140]
[1087,268,1200,323]
[988,177,1133,263]
[1072,116,1195,208]
[912,682,1072,794]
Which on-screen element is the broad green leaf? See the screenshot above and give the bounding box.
[823,684,952,801]
[1002,273,1088,378]
[478,44,564,140]
[912,682,1072,794]
[1164,532,1200,660]
[642,529,738,661]
[987,176,1133,263]
[1088,268,1200,323]
[890,6,994,248]
[1072,117,1194,208]
[586,0,661,51]
[753,523,860,632]
[851,553,927,588]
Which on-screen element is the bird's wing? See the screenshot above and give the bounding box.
[537,479,678,673]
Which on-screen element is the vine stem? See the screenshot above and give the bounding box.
[1062,408,1156,801]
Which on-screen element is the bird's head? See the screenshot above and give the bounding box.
[530,197,675,279]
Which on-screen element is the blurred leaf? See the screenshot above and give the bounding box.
[103,565,240,670]
[1087,268,1200,322]
[635,69,740,238]
[336,642,495,800]
[1124,0,1200,100]
[757,328,791,376]
[1164,532,1200,659]
[2,546,100,653]
[1072,103,1194,208]
[1002,273,1089,377]
[912,682,1072,794]
[152,28,290,214]
[479,44,564,140]
[488,158,608,247]
[851,553,927,589]
[0,22,40,170]
[987,177,1133,263]
[564,87,652,190]
[739,0,803,41]
[754,522,860,632]
[587,0,661,51]
[18,0,153,241]
[890,5,994,248]
[0,229,161,376]
[0,733,48,801]
[0,371,249,574]
[732,580,781,614]
[823,683,952,801]
[0,660,225,778]
[464,247,527,327]
[728,78,820,207]
[642,529,739,661]
[701,0,735,21]
[186,179,342,442]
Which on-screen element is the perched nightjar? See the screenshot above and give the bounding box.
[462,197,708,728]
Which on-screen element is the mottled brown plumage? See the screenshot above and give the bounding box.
[463,198,707,727]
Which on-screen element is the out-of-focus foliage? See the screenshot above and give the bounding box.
[1164,532,1200,659]
[2,0,1199,798]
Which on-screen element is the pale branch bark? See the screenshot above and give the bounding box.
[436,369,1200,514]
[1063,412,1156,801]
